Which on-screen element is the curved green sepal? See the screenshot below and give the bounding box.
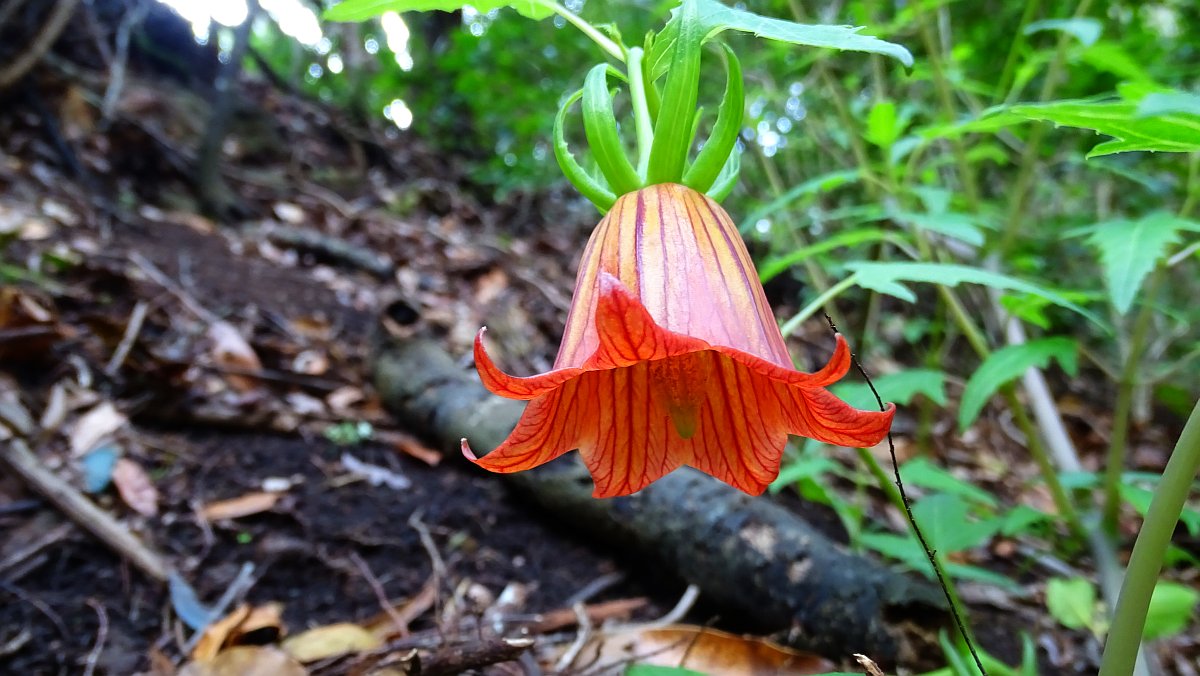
[582,63,643,196]
[684,43,744,193]
[646,0,702,185]
[642,31,661,123]
[705,149,741,202]
[554,88,616,212]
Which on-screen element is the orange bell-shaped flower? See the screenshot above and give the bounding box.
[464,183,895,498]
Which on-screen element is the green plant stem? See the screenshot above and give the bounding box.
[917,12,981,211]
[779,274,858,338]
[1099,398,1200,676]
[993,0,1039,105]
[1102,268,1163,533]
[997,0,1094,255]
[1181,152,1199,218]
[626,47,654,176]
[541,0,624,62]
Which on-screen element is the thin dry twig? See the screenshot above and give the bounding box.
[0,0,82,90]
[105,299,149,375]
[0,439,170,582]
[554,603,593,673]
[128,252,220,324]
[82,599,109,676]
[350,551,411,638]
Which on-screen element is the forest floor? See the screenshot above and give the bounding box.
[0,31,1196,676]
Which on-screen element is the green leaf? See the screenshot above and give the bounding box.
[1023,18,1102,47]
[1010,98,1200,157]
[649,0,912,78]
[553,89,616,211]
[865,100,899,148]
[958,338,1078,432]
[912,494,1000,553]
[324,0,554,21]
[894,211,987,247]
[738,169,861,233]
[758,228,896,283]
[845,262,1107,330]
[648,0,703,185]
[1145,581,1200,639]
[900,457,998,508]
[1088,212,1200,314]
[682,44,743,193]
[582,64,643,195]
[833,369,947,409]
[1046,577,1098,632]
[999,505,1053,536]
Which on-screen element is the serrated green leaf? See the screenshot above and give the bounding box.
[958,338,1078,432]
[1023,18,1102,47]
[758,228,895,283]
[1088,212,1200,314]
[1046,577,1097,631]
[649,0,912,78]
[325,0,554,21]
[845,262,1107,330]
[832,369,947,409]
[1145,582,1200,639]
[1010,99,1200,157]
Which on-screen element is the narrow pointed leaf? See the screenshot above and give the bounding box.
[583,64,643,195]
[684,43,744,193]
[554,88,616,211]
[648,0,912,78]
[647,0,702,185]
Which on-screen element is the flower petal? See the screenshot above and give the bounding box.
[681,352,789,496]
[474,328,582,400]
[779,385,896,448]
[576,362,686,498]
[582,272,709,370]
[714,333,852,388]
[463,377,583,472]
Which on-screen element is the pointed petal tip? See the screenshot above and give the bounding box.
[461,438,479,462]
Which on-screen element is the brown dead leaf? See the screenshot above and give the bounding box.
[208,321,263,391]
[572,625,833,675]
[192,603,285,661]
[282,623,381,662]
[111,458,158,516]
[68,401,127,456]
[178,646,306,676]
[474,267,509,306]
[374,429,441,467]
[201,492,282,521]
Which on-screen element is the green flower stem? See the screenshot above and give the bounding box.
[993,0,1039,105]
[1102,268,1163,533]
[626,47,655,177]
[537,0,624,63]
[1099,398,1200,676]
[916,13,980,211]
[779,274,857,339]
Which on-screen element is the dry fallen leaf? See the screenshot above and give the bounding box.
[201,492,282,521]
[111,458,159,516]
[282,623,381,662]
[68,401,127,456]
[191,603,285,661]
[208,321,263,391]
[571,625,833,676]
[178,646,306,676]
[374,429,441,467]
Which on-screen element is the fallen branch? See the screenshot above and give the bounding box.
[372,338,946,662]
